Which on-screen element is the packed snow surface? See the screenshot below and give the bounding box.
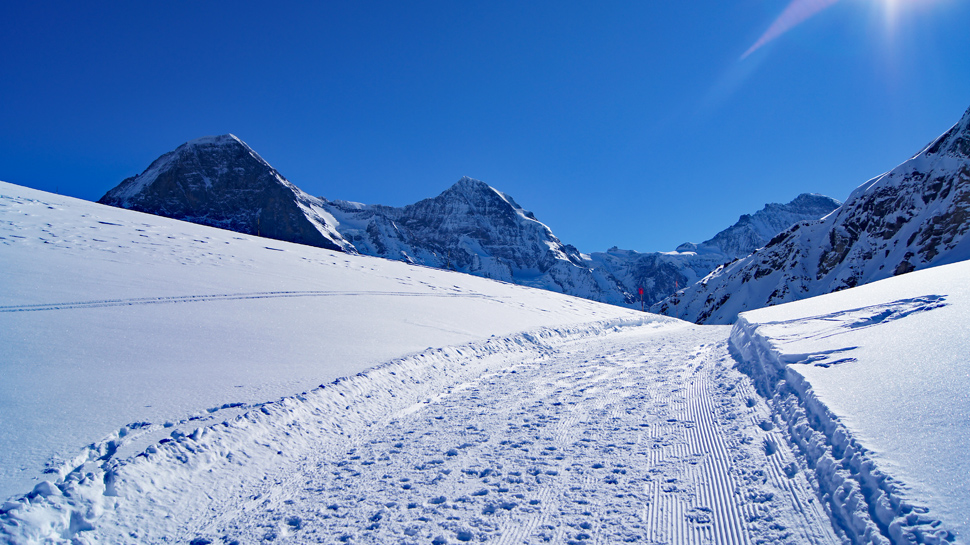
[732,261,970,543]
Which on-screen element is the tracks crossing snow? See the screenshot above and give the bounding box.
[195,325,839,544]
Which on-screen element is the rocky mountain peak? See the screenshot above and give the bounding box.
[99,135,351,252]
[698,193,842,259]
[921,105,970,160]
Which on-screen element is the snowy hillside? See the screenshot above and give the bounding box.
[654,104,970,324]
[0,181,643,502]
[2,181,965,544]
[585,193,841,307]
[731,259,970,544]
[99,135,353,252]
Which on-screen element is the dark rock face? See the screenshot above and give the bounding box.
[654,104,970,324]
[99,135,351,252]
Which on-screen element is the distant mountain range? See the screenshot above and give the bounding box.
[653,105,970,324]
[99,135,841,312]
[584,193,841,309]
[98,135,841,310]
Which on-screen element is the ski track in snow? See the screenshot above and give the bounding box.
[171,326,837,545]
[0,290,500,313]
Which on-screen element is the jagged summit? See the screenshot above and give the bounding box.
[448,175,490,192]
[184,133,244,146]
[99,135,352,252]
[425,177,541,225]
[698,193,842,259]
[435,177,505,207]
[102,134,272,207]
[319,177,620,300]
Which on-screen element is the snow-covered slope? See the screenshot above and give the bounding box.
[730,259,970,544]
[99,135,353,252]
[1,181,839,545]
[0,181,645,504]
[585,193,841,307]
[323,177,631,306]
[654,104,970,324]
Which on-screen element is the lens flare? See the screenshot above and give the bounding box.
[741,0,842,59]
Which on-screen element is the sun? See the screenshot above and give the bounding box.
[741,0,938,60]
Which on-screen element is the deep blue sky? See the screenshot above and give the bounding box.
[2,1,968,252]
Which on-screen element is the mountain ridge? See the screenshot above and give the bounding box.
[98,137,841,310]
[653,104,970,324]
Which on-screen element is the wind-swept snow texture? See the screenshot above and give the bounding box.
[731,260,970,544]
[1,318,841,545]
[0,181,644,503]
[656,104,970,324]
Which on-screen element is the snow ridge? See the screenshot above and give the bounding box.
[730,317,956,545]
[654,104,970,324]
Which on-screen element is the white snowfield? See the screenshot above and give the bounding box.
[732,260,970,544]
[0,182,641,500]
[0,181,965,544]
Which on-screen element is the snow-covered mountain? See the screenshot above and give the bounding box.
[99,135,353,252]
[585,193,841,307]
[321,177,630,306]
[654,105,970,324]
[99,137,838,310]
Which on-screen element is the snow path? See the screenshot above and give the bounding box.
[174,325,838,545]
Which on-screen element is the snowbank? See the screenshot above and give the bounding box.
[730,260,970,544]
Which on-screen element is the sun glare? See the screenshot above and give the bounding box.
[742,0,940,60]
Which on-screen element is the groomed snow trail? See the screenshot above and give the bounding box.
[189,325,838,544]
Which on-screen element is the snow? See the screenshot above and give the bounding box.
[731,260,970,543]
[2,180,967,544]
[0,181,643,502]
